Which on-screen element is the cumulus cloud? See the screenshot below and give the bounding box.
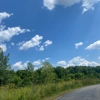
[11,42,15,46]
[18,36,53,51]
[19,35,43,50]
[39,46,44,51]
[17,41,25,46]
[44,40,52,46]
[75,42,83,49]
[0,12,51,52]
[0,12,13,23]
[67,56,100,67]
[12,61,29,69]
[57,60,67,66]
[86,40,100,50]
[39,40,52,51]
[0,12,30,45]
[0,26,30,43]
[42,58,50,62]
[0,43,7,52]
[43,0,56,10]
[43,0,100,13]
[82,0,97,13]
[12,61,39,70]
[33,60,41,66]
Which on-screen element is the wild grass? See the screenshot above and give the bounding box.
[0,78,100,100]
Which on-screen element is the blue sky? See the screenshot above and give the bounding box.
[0,0,100,70]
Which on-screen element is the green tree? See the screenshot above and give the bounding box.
[26,62,34,72]
[16,62,34,86]
[41,62,56,84]
[54,66,67,82]
[0,48,11,85]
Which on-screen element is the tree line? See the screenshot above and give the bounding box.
[0,47,100,87]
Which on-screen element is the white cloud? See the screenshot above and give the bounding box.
[42,58,50,62]
[39,46,44,51]
[0,26,30,43]
[0,12,30,44]
[82,0,96,13]
[67,56,100,67]
[18,37,52,51]
[0,12,13,23]
[13,61,39,70]
[19,35,43,50]
[57,60,67,66]
[45,58,50,60]
[0,43,7,52]
[43,0,100,13]
[33,60,41,66]
[75,42,83,49]
[17,41,25,46]
[86,40,100,50]
[44,40,52,46]
[12,61,29,69]
[39,40,52,51]
[98,57,100,59]
[11,42,14,46]
[43,0,56,10]
[13,61,23,69]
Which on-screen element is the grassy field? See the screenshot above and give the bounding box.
[0,78,100,100]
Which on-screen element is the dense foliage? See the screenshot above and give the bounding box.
[0,47,100,87]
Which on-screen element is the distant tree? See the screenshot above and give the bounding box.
[0,48,10,70]
[0,47,11,85]
[26,62,34,83]
[16,70,30,86]
[26,62,34,72]
[54,66,67,81]
[16,62,34,86]
[75,72,84,80]
[41,62,56,84]
[8,70,22,86]
[33,68,42,84]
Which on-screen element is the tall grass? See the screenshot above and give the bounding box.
[0,78,100,100]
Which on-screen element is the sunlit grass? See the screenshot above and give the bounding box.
[0,78,100,100]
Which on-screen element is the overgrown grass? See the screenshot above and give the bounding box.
[0,78,100,100]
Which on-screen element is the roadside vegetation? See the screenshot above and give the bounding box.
[0,47,100,100]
